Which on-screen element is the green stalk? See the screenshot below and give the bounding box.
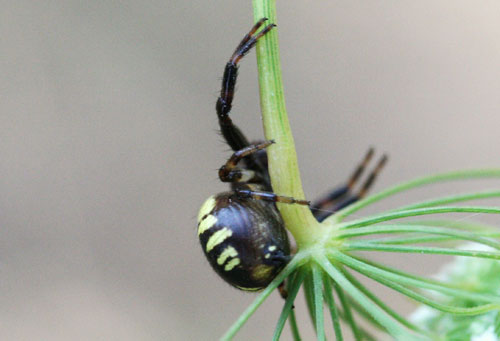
[315,254,415,339]
[272,271,305,341]
[330,251,500,303]
[338,206,500,229]
[364,270,500,316]
[312,264,326,340]
[221,254,303,340]
[335,224,500,249]
[343,242,500,260]
[333,276,362,341]
[393,190,500,211]
[339,268,424,333]
[252,0,320,247]
[288,309,301,341]
[323,276,343,340]
[328,169,500,222]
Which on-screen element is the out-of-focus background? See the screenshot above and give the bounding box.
[2,1,500,340]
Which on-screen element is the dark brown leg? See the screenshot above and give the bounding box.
[315,154,388,222]
[218,141,274,183]
[235,187,310,206]
[278,281,288,299]
[216,19,276,153]
[356,154,388,198]
[311,148,374,211]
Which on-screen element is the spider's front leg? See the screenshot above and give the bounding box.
[219,140,274,184]
[216,18,276,152]
[218,141,310,206]
[235,188,310,206]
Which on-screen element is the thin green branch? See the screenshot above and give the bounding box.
[365,268,500,316]
[322,276,343,341]
[221,254,303,340]
[333,277,361,341]
[343,242,500,260]
[335,224,500,250]
[252,0,320,247]
[338,206,500,229]
[330,251,500,303]
[339,268,425,334]
[413,219,499,232]
[312,264,325,341]
[314,254,416,339]
[303,268,317,331]
[345,297,385,332]
[288,309,301,341]
[393,190,500,211]
[363,220,500,244]
[361,234,456,245]
[327,169,500,222]
[273,271,305,341]
[349,254,462,290]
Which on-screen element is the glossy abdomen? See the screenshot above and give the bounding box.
[197,192,290,291]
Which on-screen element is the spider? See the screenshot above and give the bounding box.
[197,18,387,297]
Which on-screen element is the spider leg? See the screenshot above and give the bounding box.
[278,281,288,299]
[235,187,310,206]
[315,154,388,222]
[311,148,374,212]
[219,141,309,206]
[216,19,275,153]
[219,141,274,184]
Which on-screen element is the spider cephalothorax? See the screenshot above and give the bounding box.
[197,18,387,295]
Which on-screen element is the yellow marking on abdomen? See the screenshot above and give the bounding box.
[251,264,273,281]
[206,227,232,252]
[235,285,262,291]
[217,246,238,265]
[224,258,240,271]
[197,195,216,222]
[198,214,217,236]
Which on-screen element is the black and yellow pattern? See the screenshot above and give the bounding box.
[198,18,387,298]
[198,192,290,291]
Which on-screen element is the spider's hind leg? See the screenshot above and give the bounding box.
[311,148,374,210]
[313,149,388,222]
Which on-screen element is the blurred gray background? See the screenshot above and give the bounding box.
[2,1,500,340]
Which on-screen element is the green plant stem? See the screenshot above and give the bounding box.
[339,268,424,333]
[221,254,303,340]
[303,268,318,331]
[315,254,414,339]
[343,242,500,260]
[364,268,500,315]
[329,169,500,222]
[343,257,500,316]
[393,190,500,211]
[333,277,362,341]
[338,206,500,229]
[335,224,500,249]
[288,309,301,341]
[312,264,325,341]
[252,0,320,247]
[323,276,343,341]
[330,251,500,303]
[272,271,304,341]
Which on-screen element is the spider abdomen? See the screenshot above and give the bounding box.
[198,192,291,291]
